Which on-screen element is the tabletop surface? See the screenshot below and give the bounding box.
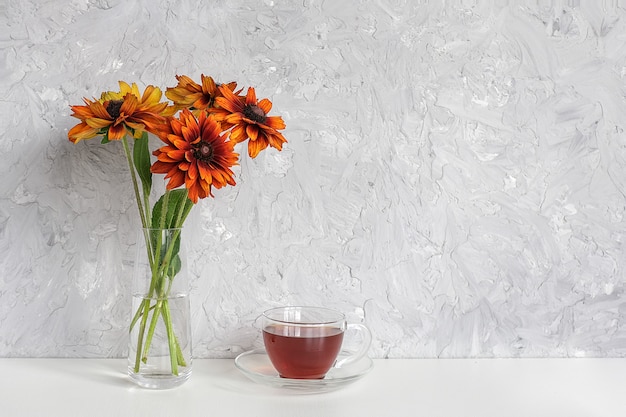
[1,357,625,417]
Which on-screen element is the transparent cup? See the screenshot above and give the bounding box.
[261,306,372,379]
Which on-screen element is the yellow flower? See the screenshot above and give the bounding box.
[100,81,142,101]
[68,82,169,143]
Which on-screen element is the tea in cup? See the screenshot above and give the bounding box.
[261,306,372,379]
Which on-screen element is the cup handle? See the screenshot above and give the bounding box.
[334,323,372,368]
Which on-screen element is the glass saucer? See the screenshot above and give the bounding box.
[234,348,373,392]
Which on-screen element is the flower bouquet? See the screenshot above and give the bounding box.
[68,75,286,388]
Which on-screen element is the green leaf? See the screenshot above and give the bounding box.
[133,131,152,196]
[168,253,182,279]
[150,190,189,281]
[151,189,189,229]
[146,228,181,277]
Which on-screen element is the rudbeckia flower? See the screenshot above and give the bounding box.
[165,74,237,116]
[101,81,145,102]
[68,82,168,143]
[151,109,238,203]
[214,86,287,158]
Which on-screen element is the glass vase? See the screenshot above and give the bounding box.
[127,227,192,389]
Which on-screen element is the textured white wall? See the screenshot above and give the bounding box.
[1,0,626,358]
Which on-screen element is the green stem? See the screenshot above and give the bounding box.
[161,299,179,375]
[175,336,187,367]
[133,297,152,373]
[136,226,184,375]
[157,230,180,278]
[133,254,160,373]
[122,136,148,230]
[142,297,164,363]
[121,135,154,273]
[159,190,170,229]
[123,134,158,374]
[127,179,192,376]
[130,300,154,330]
[138,237,165,366]
[143,189,152,232]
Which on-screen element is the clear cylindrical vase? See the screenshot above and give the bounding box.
[128,227,192,389]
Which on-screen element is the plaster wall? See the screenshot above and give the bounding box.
[1,0,626,358]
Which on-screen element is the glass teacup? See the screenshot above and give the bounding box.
[261,306,372,379]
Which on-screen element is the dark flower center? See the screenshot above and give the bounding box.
[193,140,213,162]
[243,104,266,124]
[106,100,124,119]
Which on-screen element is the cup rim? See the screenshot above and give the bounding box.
[262,306,346,325]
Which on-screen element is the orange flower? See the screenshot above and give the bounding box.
[214,86,287,158]
[151,109,238,203]
[68,83,168,143]
[165,74,237,116]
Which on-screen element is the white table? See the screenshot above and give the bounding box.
[1,358,624,416]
